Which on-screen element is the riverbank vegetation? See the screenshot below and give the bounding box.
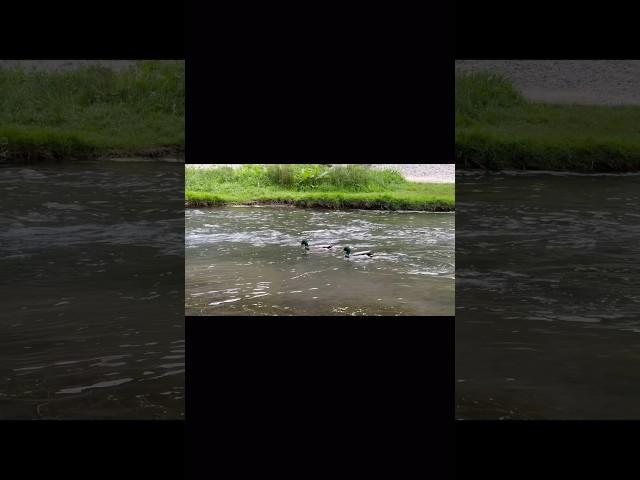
[456,73,640,172]
[0,61,184,161]
[185,164,454,211]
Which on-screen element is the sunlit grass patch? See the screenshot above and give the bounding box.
[185,164,454,211]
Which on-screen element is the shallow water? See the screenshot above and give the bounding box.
[0,162,184,419]
[185,207,455,316]
[456,171,640,419]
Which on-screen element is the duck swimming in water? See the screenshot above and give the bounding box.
[343,246,373,258]
[301,239,335,251]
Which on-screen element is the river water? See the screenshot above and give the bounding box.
[0,162,184,419]
[186,207,455,316]
[456,171,640,419]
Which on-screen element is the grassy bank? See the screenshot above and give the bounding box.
[185,164,454,211]
[456,73,640,172]
[0,61,184,161]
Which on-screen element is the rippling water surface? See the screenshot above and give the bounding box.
[0,163,184,419]
[186,207,455,316]
[456,171,640,419]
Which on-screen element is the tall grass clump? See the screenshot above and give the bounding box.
[185,166,237,191]
[370,169,407,189]
[325,164,371,190]
[266,164,296,187]
[0,61,185,119]
[0,60,184,160]
[324,165,406,191]
[455,72,525,126]
[236,164,269,186]
[185,164,409,192]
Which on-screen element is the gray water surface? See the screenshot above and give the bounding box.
[456,171,640,419]
[0,163,184,419]
[186,207,455,316]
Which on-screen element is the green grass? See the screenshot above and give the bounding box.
[0,61,184,161]
[185,164,454,211]
[456,72,640,172]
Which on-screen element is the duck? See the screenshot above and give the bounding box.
[343,246,373,258]
[301,239,335,251]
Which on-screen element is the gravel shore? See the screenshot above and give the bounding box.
[186,164,455,183]
[368,164,454,183]
[455,60,640,106]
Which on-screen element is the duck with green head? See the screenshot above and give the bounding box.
[301,239,335,251]
[343,246,373,258]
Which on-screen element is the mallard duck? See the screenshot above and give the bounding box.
[301,239,335,251]
[343,246,373,258]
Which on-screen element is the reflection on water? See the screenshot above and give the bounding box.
[456,170,640,419]
[186,207,455,316]
[0,163,184,419]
